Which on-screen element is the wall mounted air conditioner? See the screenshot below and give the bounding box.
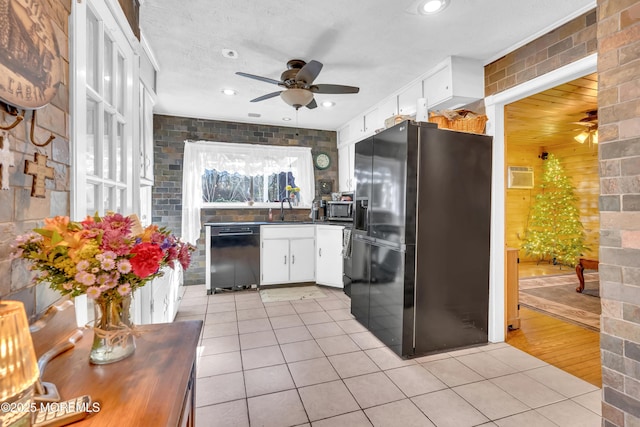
[508,166,534,189]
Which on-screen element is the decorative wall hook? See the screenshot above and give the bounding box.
[30,110,56,147]
[0,103,24,131]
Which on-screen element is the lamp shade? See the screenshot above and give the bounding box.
[574,131,589,144]
[280,89,314,109]
[0,301,39,402]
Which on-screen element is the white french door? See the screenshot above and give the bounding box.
[72,0,138,220]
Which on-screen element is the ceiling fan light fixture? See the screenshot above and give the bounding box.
[419,0,450,14]
[280,89,314,109]
[574,131,589,144]
[593,130,598,144]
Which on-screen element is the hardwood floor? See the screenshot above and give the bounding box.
[507,306,602,387]
[510,260,601,387]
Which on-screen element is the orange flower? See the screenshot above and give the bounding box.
[138,225,159,242]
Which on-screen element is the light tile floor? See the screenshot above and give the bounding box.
[176,285,602,427]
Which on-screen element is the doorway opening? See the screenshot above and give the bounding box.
[503,73,601,387]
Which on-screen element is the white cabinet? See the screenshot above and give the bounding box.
[289,239,316,282]
[378,95,398,125]
[261,239,291,284]
[316,225,344,288]
[337,123,351,147]
[261,226,316,286]
[363,108,379,134]
[137,265,183,324]
[422,56,484,110]
[338,142,355,192]
[398,80,423,116]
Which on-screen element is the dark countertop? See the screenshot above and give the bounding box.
[204,221,350,227]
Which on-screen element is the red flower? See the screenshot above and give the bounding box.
[130,243,164,278]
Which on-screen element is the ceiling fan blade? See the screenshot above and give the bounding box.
[236,72,282,86]
[306,98,318,109]
[250,91,282,102]
[295,60,323,85]
[310,84,360,94]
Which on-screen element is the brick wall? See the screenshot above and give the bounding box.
[153,115,338,286]
[597,1,640,425]
[0,0,71,321]
[485,10,597,96]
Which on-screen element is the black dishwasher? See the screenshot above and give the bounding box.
[207,224,261,294]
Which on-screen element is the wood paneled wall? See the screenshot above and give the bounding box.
[506,142,599,262]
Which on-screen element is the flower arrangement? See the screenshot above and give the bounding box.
[12,213,195,303]
[286,185,301,204]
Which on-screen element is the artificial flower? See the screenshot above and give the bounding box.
[12,213,195,303]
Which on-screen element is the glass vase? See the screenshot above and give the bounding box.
[90,294,136,364]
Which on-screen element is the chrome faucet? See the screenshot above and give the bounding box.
[280,197,292,221]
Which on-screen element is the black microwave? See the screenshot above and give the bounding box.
[326,201,353,221]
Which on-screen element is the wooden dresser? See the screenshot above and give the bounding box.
[41,320,202,427]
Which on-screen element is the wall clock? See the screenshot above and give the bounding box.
[314,152,331,170]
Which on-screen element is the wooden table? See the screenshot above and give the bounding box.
[575,258,599,293]
[42,320,202,427]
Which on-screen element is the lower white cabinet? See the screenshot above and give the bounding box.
[316,225,344,288]
[261,226,315,286]
[137,264,183,324]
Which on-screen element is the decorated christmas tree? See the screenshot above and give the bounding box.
[522,153,588,267]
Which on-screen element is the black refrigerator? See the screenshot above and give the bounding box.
[351,120,492,358]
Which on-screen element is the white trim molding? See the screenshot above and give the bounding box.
[484,53,597,343]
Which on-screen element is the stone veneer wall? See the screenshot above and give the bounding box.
[152,115,338,286]
[485,10,597,96]
[597,1,640,425]
[0,0,71,321]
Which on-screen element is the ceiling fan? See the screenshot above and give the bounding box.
[571,109,598,144]
[236,59,360,110]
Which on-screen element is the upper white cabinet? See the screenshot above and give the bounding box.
[422,56,484,110]
[338,142,355,192]
[336,56,484,147]
[378,95,398,124]
[398,80,423,116]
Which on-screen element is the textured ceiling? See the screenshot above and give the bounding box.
[140,0,596,131]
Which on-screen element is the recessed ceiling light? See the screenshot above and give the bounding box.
[248,112,261,118]
[221,88,237,96]
[321,101,335,108]
[419,0,449,14]
[222,49,239,59]
[282,117,292,121]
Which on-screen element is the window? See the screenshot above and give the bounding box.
[182,141,315,244]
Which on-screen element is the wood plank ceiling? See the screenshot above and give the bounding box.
[505,73,598,147]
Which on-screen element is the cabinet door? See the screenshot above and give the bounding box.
[261,239,290,285]
[398,80,423,116]
[379,96,398,122]
[363,108,379,134]
[289,238,315,283]
[348,143,355,191]
[423,64,451,108]
[316,228,344,287]
[338,146,350,192]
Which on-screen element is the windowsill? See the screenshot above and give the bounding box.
[202,203,311,210]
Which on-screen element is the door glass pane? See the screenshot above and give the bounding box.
[86,98,98,176]
[104,36,113,104]
[104,186,113,212]
[86,9,99,91]
[86,183,97,216]
[117,53,125,114]
[103,112,112,179]
[116,122,124,182]
[117,188,125,213]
